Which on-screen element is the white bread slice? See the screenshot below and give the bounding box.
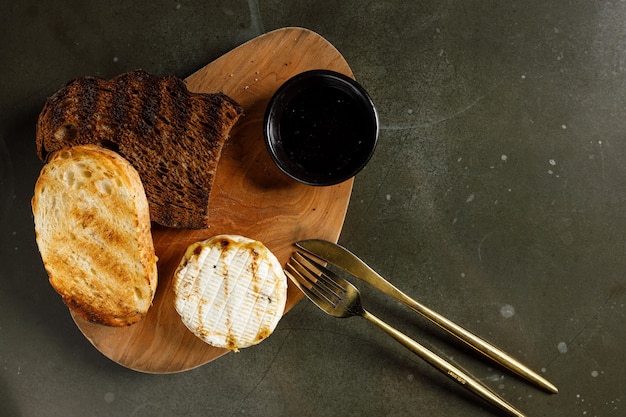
[173,235,287,351]
[32,145,158,326]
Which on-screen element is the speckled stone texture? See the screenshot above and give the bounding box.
[1,1,624,416]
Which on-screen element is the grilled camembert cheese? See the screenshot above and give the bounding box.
[173,235,287,351]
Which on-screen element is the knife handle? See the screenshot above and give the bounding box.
[295,239,558,394]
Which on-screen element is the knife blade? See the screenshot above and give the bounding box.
[295,238,558,394]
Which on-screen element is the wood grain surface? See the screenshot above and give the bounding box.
[70,27,355,373]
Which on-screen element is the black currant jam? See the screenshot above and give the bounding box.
[279,86,369,177]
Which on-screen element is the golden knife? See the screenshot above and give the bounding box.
[295,239,558,394]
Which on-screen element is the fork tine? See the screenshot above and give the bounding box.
[286,260,338,307]
[293,252,346,293]
[289,253,527,416]
[290,254,344,301]
[284,267,333,309]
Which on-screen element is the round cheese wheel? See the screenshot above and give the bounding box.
[173,235,287,351]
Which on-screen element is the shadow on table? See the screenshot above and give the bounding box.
[0,374,20,417]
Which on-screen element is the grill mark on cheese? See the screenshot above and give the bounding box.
[224,248,256,345]
[236,270,268,341]
[173,235,288,351]
[199,245,229,331]
[207,245,246,338]
[186,244,227,335]
[179,243,212,323]
[236,252,273,343]
[231,246,269,344]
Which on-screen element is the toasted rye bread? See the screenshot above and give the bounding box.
[36,69,244,229]
[32,145,158,326]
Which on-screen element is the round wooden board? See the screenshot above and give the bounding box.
[70,27,355,373]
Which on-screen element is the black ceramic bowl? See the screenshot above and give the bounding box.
[264,69,379,186]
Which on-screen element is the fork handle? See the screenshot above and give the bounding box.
[396,291,558,394]
[361,309,526,417]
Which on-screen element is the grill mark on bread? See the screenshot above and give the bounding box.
[36,70,244,228]
[112,72,130,130]
[92,83,112,146]
[33,145,157,326]
[78,78,97,138]
[152,77,192,211]
[168,78,191,139]
[140,73,160,133]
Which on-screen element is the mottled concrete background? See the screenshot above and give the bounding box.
[1,1,624,416]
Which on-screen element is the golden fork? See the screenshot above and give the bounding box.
[296,238,558,394]
[286,251,527,417]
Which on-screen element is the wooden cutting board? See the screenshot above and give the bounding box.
[70,27,355,373]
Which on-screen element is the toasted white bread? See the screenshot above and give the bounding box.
[173,235,287,351]
[32,145,158,326]
[36,69,244,229]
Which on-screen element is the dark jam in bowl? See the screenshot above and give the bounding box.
[281,87,367,176]
[264,70,378,186]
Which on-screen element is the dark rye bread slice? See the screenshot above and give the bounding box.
[36,69,244,229]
